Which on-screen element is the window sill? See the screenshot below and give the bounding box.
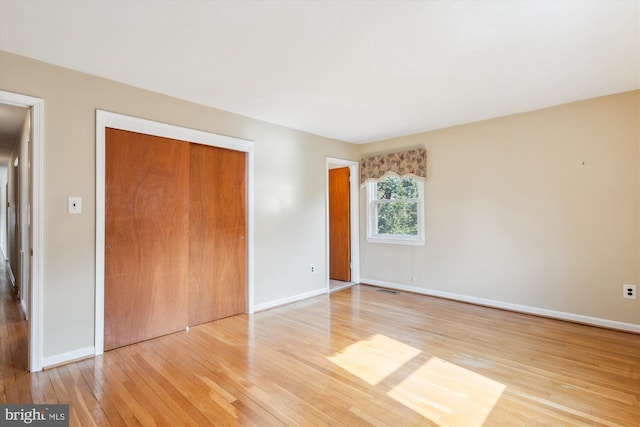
[366,236,425,246]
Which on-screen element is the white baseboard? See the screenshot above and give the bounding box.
[20,299,27,319]
[360,278,640,334]
[253,287,327,312]
[42,346,95,369]
[7,263,15,286]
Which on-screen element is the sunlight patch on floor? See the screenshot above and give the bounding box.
[329,335,505,426]
[388,357,505,427]
[328,334,420,385]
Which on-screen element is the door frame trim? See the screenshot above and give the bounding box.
[0,90,44,372]
[325,157,360,290]
[95,110,255,355]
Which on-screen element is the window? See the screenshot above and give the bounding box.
[366,175,425,245]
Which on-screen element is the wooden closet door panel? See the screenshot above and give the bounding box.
[189,144,246,326]
[329,167,351,282]
[105,128,190,350]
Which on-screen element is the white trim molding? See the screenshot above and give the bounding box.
[95,110,255,355]
[325,157,360,290]
[0,90,44,372]
[42,346,95,369]
[360,278,640,334]
[253,287,327,312]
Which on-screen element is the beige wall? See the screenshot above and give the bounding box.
[360,90,640,325]
[0,51,359,359]
[13,111,30,313]
[4,112,31,313]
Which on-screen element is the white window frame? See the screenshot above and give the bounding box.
[366,176,425,245]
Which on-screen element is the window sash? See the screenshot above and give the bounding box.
[366,180,425,245]
[374,198,420,204]
[373,199,419,236]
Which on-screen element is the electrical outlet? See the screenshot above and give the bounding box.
[310,264,316,274]
[623,284,636,300]
[68,196,82,214]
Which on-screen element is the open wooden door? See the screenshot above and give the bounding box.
[329,167,351,282]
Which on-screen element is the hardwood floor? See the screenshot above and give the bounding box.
[1,267,639,426]
[329,279,354,292]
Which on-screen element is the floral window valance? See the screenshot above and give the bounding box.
[360,148,427,184]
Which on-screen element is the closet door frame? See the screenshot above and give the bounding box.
[95,110,255,356]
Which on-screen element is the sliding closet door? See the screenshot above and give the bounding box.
[104,128,190,350]
[189,144,247,326]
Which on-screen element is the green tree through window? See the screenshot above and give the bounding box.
[375,176,419,236]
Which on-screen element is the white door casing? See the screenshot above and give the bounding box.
[325,157,360,290]
[95,110,255,355]
[0,90,44,372]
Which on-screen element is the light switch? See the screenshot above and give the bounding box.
[68,196,82,214]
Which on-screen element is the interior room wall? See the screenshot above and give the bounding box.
[6,112,30,313]
[0,51,359,361]
[6,159,16,285]
[359,90,640,327]
[16,110,30,314]
[0,164,7,259]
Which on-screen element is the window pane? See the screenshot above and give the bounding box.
[377,201,418,235]
[376,176,418,200]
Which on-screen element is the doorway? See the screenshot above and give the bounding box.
[326,158,359,292]
[95,110,255,355]
[0,90,44,372]
[329,166,350,282]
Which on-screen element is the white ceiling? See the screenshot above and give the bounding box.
[1,0,638,144]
